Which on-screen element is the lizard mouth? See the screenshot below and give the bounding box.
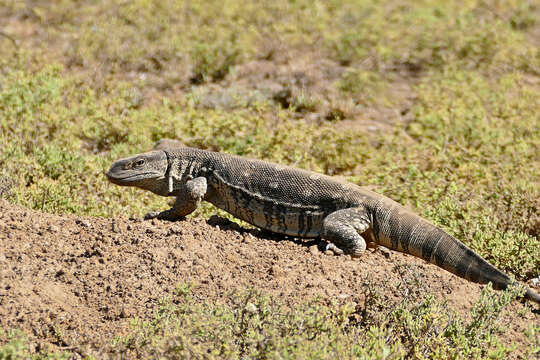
[106,171,161,184]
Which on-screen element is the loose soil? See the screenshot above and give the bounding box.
[0,200,538,358]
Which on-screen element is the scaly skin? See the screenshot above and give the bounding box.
[106,147,540,304]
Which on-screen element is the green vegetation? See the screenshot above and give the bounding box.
[0,0,538,357]
[0,329,70,359]
[1,283,535,359]
[111,283,531,359]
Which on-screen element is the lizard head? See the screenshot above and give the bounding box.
[106,150,169,195]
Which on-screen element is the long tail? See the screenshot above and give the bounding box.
[370,201,540,305]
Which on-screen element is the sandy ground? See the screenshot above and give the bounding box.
[0,200,538,357]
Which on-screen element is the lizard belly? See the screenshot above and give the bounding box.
[254,207,326,238]
[204,189,325,237]
[239,205,325,238]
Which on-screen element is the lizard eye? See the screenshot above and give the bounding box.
[134,159,145,167]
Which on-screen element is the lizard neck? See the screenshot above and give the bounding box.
[164,149,207,195]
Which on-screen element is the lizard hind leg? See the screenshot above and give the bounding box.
[321,207,372,257]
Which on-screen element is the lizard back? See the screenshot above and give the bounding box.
[165,147,369,236]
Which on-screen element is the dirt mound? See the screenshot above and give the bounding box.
[0,200,537,356]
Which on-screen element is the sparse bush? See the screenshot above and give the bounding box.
[109,283,522,359]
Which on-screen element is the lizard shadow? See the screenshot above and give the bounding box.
[206,215,323,250]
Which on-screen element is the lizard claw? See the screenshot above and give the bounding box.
[323,241,344,256]
[144,211,161,220]
[372,245,391,259]
[144,210,183,222]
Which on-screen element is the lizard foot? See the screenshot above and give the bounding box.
[144,209,184,222]
[319,240,344,256]
[375,246,391,259]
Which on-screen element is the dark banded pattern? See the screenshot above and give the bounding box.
[368,200,531,296]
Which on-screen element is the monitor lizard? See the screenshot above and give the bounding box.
[106,147,540,304]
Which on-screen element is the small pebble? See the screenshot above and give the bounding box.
[244,302,257,314]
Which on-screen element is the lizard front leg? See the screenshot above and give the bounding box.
[145,177,207,221]
[321,207,373,257]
